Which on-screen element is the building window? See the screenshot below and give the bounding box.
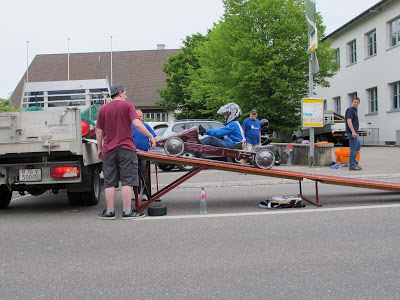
[347,39,357,64]
[367,87,378,113]
[144,112,168,121]
[389,17,400,47]
[334,48,340,67]
[323,99,327,111]
[391,81,400,110]
[333,96,341,115]
[366,30,377,56]
[348,92,357,107]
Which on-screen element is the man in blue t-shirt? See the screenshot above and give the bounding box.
[345,97,362,171]
[131,110,158,200]
[242,109,261,151]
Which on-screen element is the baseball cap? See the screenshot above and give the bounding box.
[250,109,257,114]
[110,84,125,97]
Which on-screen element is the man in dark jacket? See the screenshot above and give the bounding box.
[345,97,362,171]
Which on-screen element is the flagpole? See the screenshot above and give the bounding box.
[68,37,70,81]
[110,35,113,85]
[26,40,29,82]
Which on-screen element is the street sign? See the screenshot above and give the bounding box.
[302,98,324,127]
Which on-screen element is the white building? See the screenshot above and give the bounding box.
[315,0,400,145]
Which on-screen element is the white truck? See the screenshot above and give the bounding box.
[292,110,368,146]
[0,79,110,209]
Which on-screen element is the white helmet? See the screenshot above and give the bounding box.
[217,102,242,124]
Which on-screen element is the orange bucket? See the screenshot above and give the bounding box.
[334,148,360,163]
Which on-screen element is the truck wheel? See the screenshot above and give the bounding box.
[82,167,101,206]
[67,167,101,206]
[67,191,82,206]
[0,185,12,209]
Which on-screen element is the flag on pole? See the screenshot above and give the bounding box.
[306,0,318,52]
[306,0,319,74]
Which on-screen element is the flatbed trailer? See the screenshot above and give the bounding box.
[135,151,400,213]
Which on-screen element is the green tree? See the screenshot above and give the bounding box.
[188,0,338,132]
[157,33,211,119]
[0,99,19,112]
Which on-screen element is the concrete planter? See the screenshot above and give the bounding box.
[272,143,333,166]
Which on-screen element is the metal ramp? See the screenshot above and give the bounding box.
[135,151,400,213]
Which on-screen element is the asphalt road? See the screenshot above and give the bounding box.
[1,146,400,299]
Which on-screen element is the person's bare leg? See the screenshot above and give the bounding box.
[105,187,116,209]
[121,186,133,210]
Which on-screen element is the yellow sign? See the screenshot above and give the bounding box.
[302,98,324,127]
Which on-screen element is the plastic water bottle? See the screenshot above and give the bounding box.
[200,187,207,215]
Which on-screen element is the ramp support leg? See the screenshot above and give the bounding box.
[135,165,208,213]
[298,180,322,207]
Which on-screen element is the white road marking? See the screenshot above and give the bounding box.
[139,203,400,221]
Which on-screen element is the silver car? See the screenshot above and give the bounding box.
[151,119,224,171]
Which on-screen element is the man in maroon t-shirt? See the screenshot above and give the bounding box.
[96,84,155,220]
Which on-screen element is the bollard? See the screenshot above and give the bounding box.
[284,144,294,165]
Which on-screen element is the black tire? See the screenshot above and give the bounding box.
[0,185,12,209]
[67,191,82,206]
[157,164,175,172]
[227,157,241,164]
[274,151,281,166]
[147,204,167,216]
[177,152,197,171]
[67,167,101,206]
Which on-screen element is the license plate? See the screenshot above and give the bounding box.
[19,169,42,182]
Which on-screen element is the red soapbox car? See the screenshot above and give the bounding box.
[155,127,276,170]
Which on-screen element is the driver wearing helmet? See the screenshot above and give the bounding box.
[199,102,245,148]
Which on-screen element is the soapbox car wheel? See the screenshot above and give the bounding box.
[177,152,197,171]
[274,150,281,166]
[164,137,185,157]
[227,157,241,164]
[252,149,275,170]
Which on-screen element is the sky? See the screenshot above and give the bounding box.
[0,0,380,99]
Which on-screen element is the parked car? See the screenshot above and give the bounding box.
[151,119,224,171]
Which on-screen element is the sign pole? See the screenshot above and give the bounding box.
[301,97,324,167]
